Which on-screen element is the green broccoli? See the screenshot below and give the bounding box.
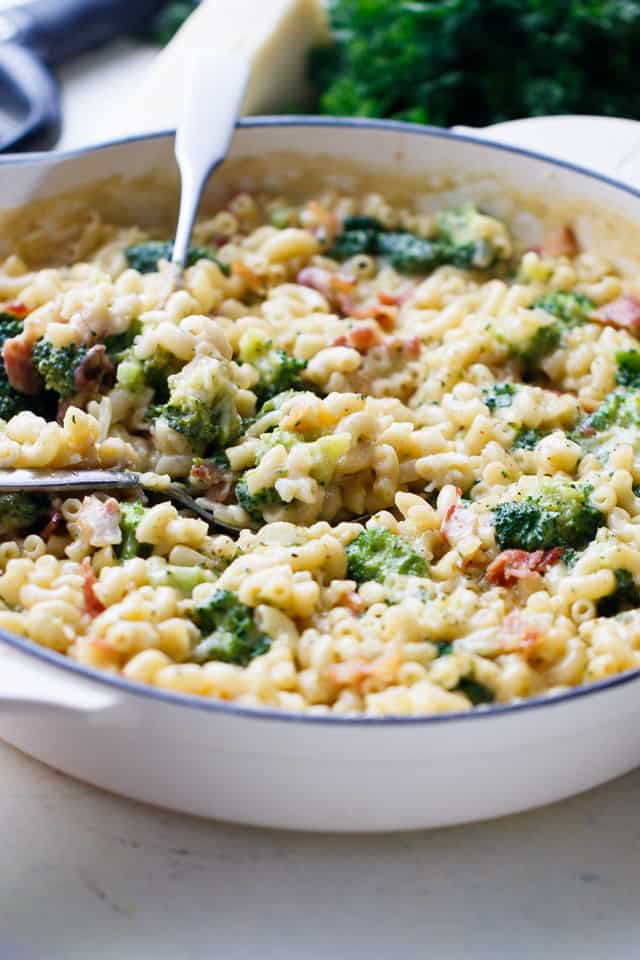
[493,481,604,551]
[125,241,229,275]
[346,528,428,583]
[533,292,594,328]
[0,312,31,421]
[32,340,87,399]
[374,232,442,274]
[597,568,640,617]
[0,492,49,538]
[191,589,271,665]
[515,323,562,371]
[117,501,151,561]
[435,205,506,269]
[238,332,307,404]
[616,350,640,388]
[435,640,453,657]
[102,321,142,363]
[580,389,640,433]
[328,228,380,260]
[454,677,495,705]
[342,215,384,231]
[513,426,545,450]
[156,356,242,455]
[116,347,181,402]
[235,476,284,522]
[483,382,516,411]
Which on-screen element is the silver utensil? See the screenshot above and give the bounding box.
[171,49,250,272]
[0,468,241,534]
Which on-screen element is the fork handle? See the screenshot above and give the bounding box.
[0,469,139,493]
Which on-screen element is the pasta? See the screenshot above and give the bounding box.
[0,188,639,716]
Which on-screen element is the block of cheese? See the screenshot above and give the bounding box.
[122,0,330,134]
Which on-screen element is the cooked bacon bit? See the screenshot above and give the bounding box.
[74,344,114,394]
[349,301,397,330]
[232,260,265,295]
[402,336,421,358]
[441,503,476,545]
[333,322,382,352]
[2,335,40,394]
[541,225,579,258]
[1,301,28,317]
[296,266,356,310]
[342,591,365,615]
[502,611,542,657]
[592,295,640,333]
[82,557,105,618]
[190,460,234,503]
[487,547,563,586]
[327,650,398,688]
[378,291,401,306]
[39,510,63,540]
[77,496,122,548]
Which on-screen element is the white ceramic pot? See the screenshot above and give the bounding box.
[2,117,640,832]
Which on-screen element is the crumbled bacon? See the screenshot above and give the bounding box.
[541,225,579,258]
[327,650,398,688]
[592,295,640,333]
[307,201,339,244]
[82,557,105,618]
[333,322,382,352]
[2,336,40,394]
[441,502,476,545]
[232,260,265,295]
[502,611,542,656]
[77,496,122,548]
[342,591,365,615]
[296,266,356,309]
[486,547,564,586]
[39,510,63,540]
[1,301,28,318]
[190,460,234,503]
[74,344,114,394]
[349,301,397,330]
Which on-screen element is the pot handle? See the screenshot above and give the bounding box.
[0,642,119,714]
[454,115,640,187]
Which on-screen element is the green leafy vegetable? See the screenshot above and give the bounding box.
[597,568,640,617]
[493,481,604,551]
[454,677,495,705]
[0,313,31,421]
[125,241,229,276]
[309,1,640,128]
[346,528,428,583]
[118,501,151,561]
[32,340,87,399]
[533,292,594,327]
[0,492,49,539]
[238,332,307,404]
[616,350,640,387]
[191,589,271,665]
[235,476,284,522]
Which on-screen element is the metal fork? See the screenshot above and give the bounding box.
[0,468,243,534]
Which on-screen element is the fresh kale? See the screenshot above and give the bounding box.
[191,589,271,665]
[493,481,604,551]
[309,1,640,127]
[346,528,428,583]
[125,241,229,275]
[0,492,49,538]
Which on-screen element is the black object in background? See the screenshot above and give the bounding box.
[0,0,168,152]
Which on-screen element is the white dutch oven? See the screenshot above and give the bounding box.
[1,117,640,832]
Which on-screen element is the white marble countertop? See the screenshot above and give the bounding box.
[2,29,640,960]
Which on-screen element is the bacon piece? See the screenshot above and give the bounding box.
[487,547,563,586]
[1,301,28,318]
[74,344,115,394]
[327,650,398,688]
[307,201,339,243]
[441,503,476,545]
[541,225,579,258]
[39,510,63,541]
[2,336,40,395]
[296,266,356,310]
[82,557,105,618]
[190,460,234,503]
[402,335,421,358]
[77,496,122,548]
[333,322,382,352]
[349,301,397,330]
[342,591,365,615]
[502,611,543,657]
[592,295,640,333]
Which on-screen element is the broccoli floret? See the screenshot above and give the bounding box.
[516,322,562,369]
[235,476,284,522]
[513,426,545,450]
[581,389,640,433]
[125,241,229,275]
[375,232,442,274]
[117,347,181,402]
[156,356,242,455]
[0,312,31,421]
[597,568,640,617]
[454,677,495,705]
[483,382,516,411]
[346,528,428,583]
[533,291,594,327]
[328,228,379,260]
[191,589,271,665]
[493,482,604,551]
[616,350,640,388]
[436,205,506,269]
[32,339,87,399]
[117,501,151,561]
[0,492,49,538]
[342,215,385,231]
[239,332,307,404]
[435,640,453,657]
